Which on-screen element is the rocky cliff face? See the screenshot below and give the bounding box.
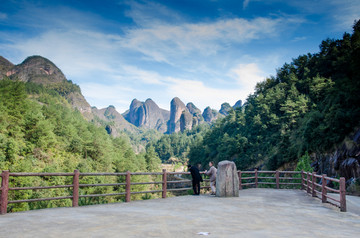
[92,105,139,136]
[124,98,170,133]
[312,128,360,193]
[233,100,242,109]
[187,102,203,122]
[180,110,193,132]
[0,56,14,78]
[219,103,232,116]
[202,106,220,123]
[168,97,188,133]
[1,55,93,117]
[5,56,67,84]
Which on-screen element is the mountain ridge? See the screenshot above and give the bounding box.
[0,55,243,135]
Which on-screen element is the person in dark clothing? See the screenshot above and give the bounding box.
[188,164,203,195]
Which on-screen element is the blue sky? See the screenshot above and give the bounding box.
[0,0,359,113]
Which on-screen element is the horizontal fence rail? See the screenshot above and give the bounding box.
[0,169,347,215]
[238,169,346,212]
[302,171,346,212]
[238,170,302,189]
[0,169,210,215]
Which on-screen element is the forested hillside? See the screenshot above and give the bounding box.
[189,20,360,171]
[0,79,161,211]
[149,123,209,164]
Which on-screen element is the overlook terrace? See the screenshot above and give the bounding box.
[1,170,360,237]
[0,189,360,237]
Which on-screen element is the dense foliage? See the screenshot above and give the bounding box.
[0,79,161,211]
[189,20,360,170]
[149,124,209,164]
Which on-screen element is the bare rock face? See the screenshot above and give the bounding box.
[233,100,242,109]
[67,91,93,118]
[0,56,14,78]
[180,110,193,132]
[312,128,360,189]
[92,105,139,136]
[124,98,170,133]
[1,55,93,118]
[202,106,220,123]
[219,102,232,116]
[216,160,239,197]
[187,102,204,126]
[168,97,188,133]
[6,56,67,84]
[187,102,201,115]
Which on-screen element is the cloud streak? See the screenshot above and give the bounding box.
[1,0,357,114]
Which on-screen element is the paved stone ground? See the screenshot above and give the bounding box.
[1,189,360,238]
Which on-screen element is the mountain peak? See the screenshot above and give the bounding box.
[0,56,14,78]
[7,55,67,84]
[169,97,187,133]
[219,102,232,116]
[124,98,169,132]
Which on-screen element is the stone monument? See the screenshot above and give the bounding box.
[216,160,239,197]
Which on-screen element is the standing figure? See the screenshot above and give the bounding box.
[188,164,203,195]
[205,161,217,195]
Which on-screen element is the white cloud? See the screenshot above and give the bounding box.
[81,83,141,112]
[166,78,244,110]
[120,65,166,85]
[0,1,305,113]
[7,29,123,79]
[330,0,360,31]
[123,17,290,64]
[229,63,265,90]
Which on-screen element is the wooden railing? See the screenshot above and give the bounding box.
[0,169,346,215]
[302,171,346,212]
[238,169,346,212]
[239,170,302,189]
[0,169,210,215]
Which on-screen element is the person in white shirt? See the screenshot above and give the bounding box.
[205,161,217,195]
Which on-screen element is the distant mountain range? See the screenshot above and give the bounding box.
[0,55,242,135]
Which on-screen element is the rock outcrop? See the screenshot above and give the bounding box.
[202,107,220,123]
[312,128,360,193]
[0,55,92,117]
[5,56,67,84]
[0,56,14,78]
[233,100,242,109]
[124,98,170,133]
[180,110,193,132]
[216,160,239,197]
[219,103,232,116]
[187,103,204,126]
[168,97,188,133]
[92,105,139,136]
[186,102,201,116]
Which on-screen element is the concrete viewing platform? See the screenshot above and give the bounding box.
[1,189,360,237]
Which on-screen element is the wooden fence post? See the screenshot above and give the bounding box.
[72,169,79,207]
[306,172,310,194]
[255,169,258,188]
[276,170,279,189]
[301,170,304,190]
[0,171,9,215]
[162,169,167,198]
[311,172,316,197]
[125,171,131,202]
[238,171,242,190]
[340,177,346,212]
[321,174,327,203]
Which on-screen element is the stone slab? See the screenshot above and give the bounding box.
[0,189,360,238]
